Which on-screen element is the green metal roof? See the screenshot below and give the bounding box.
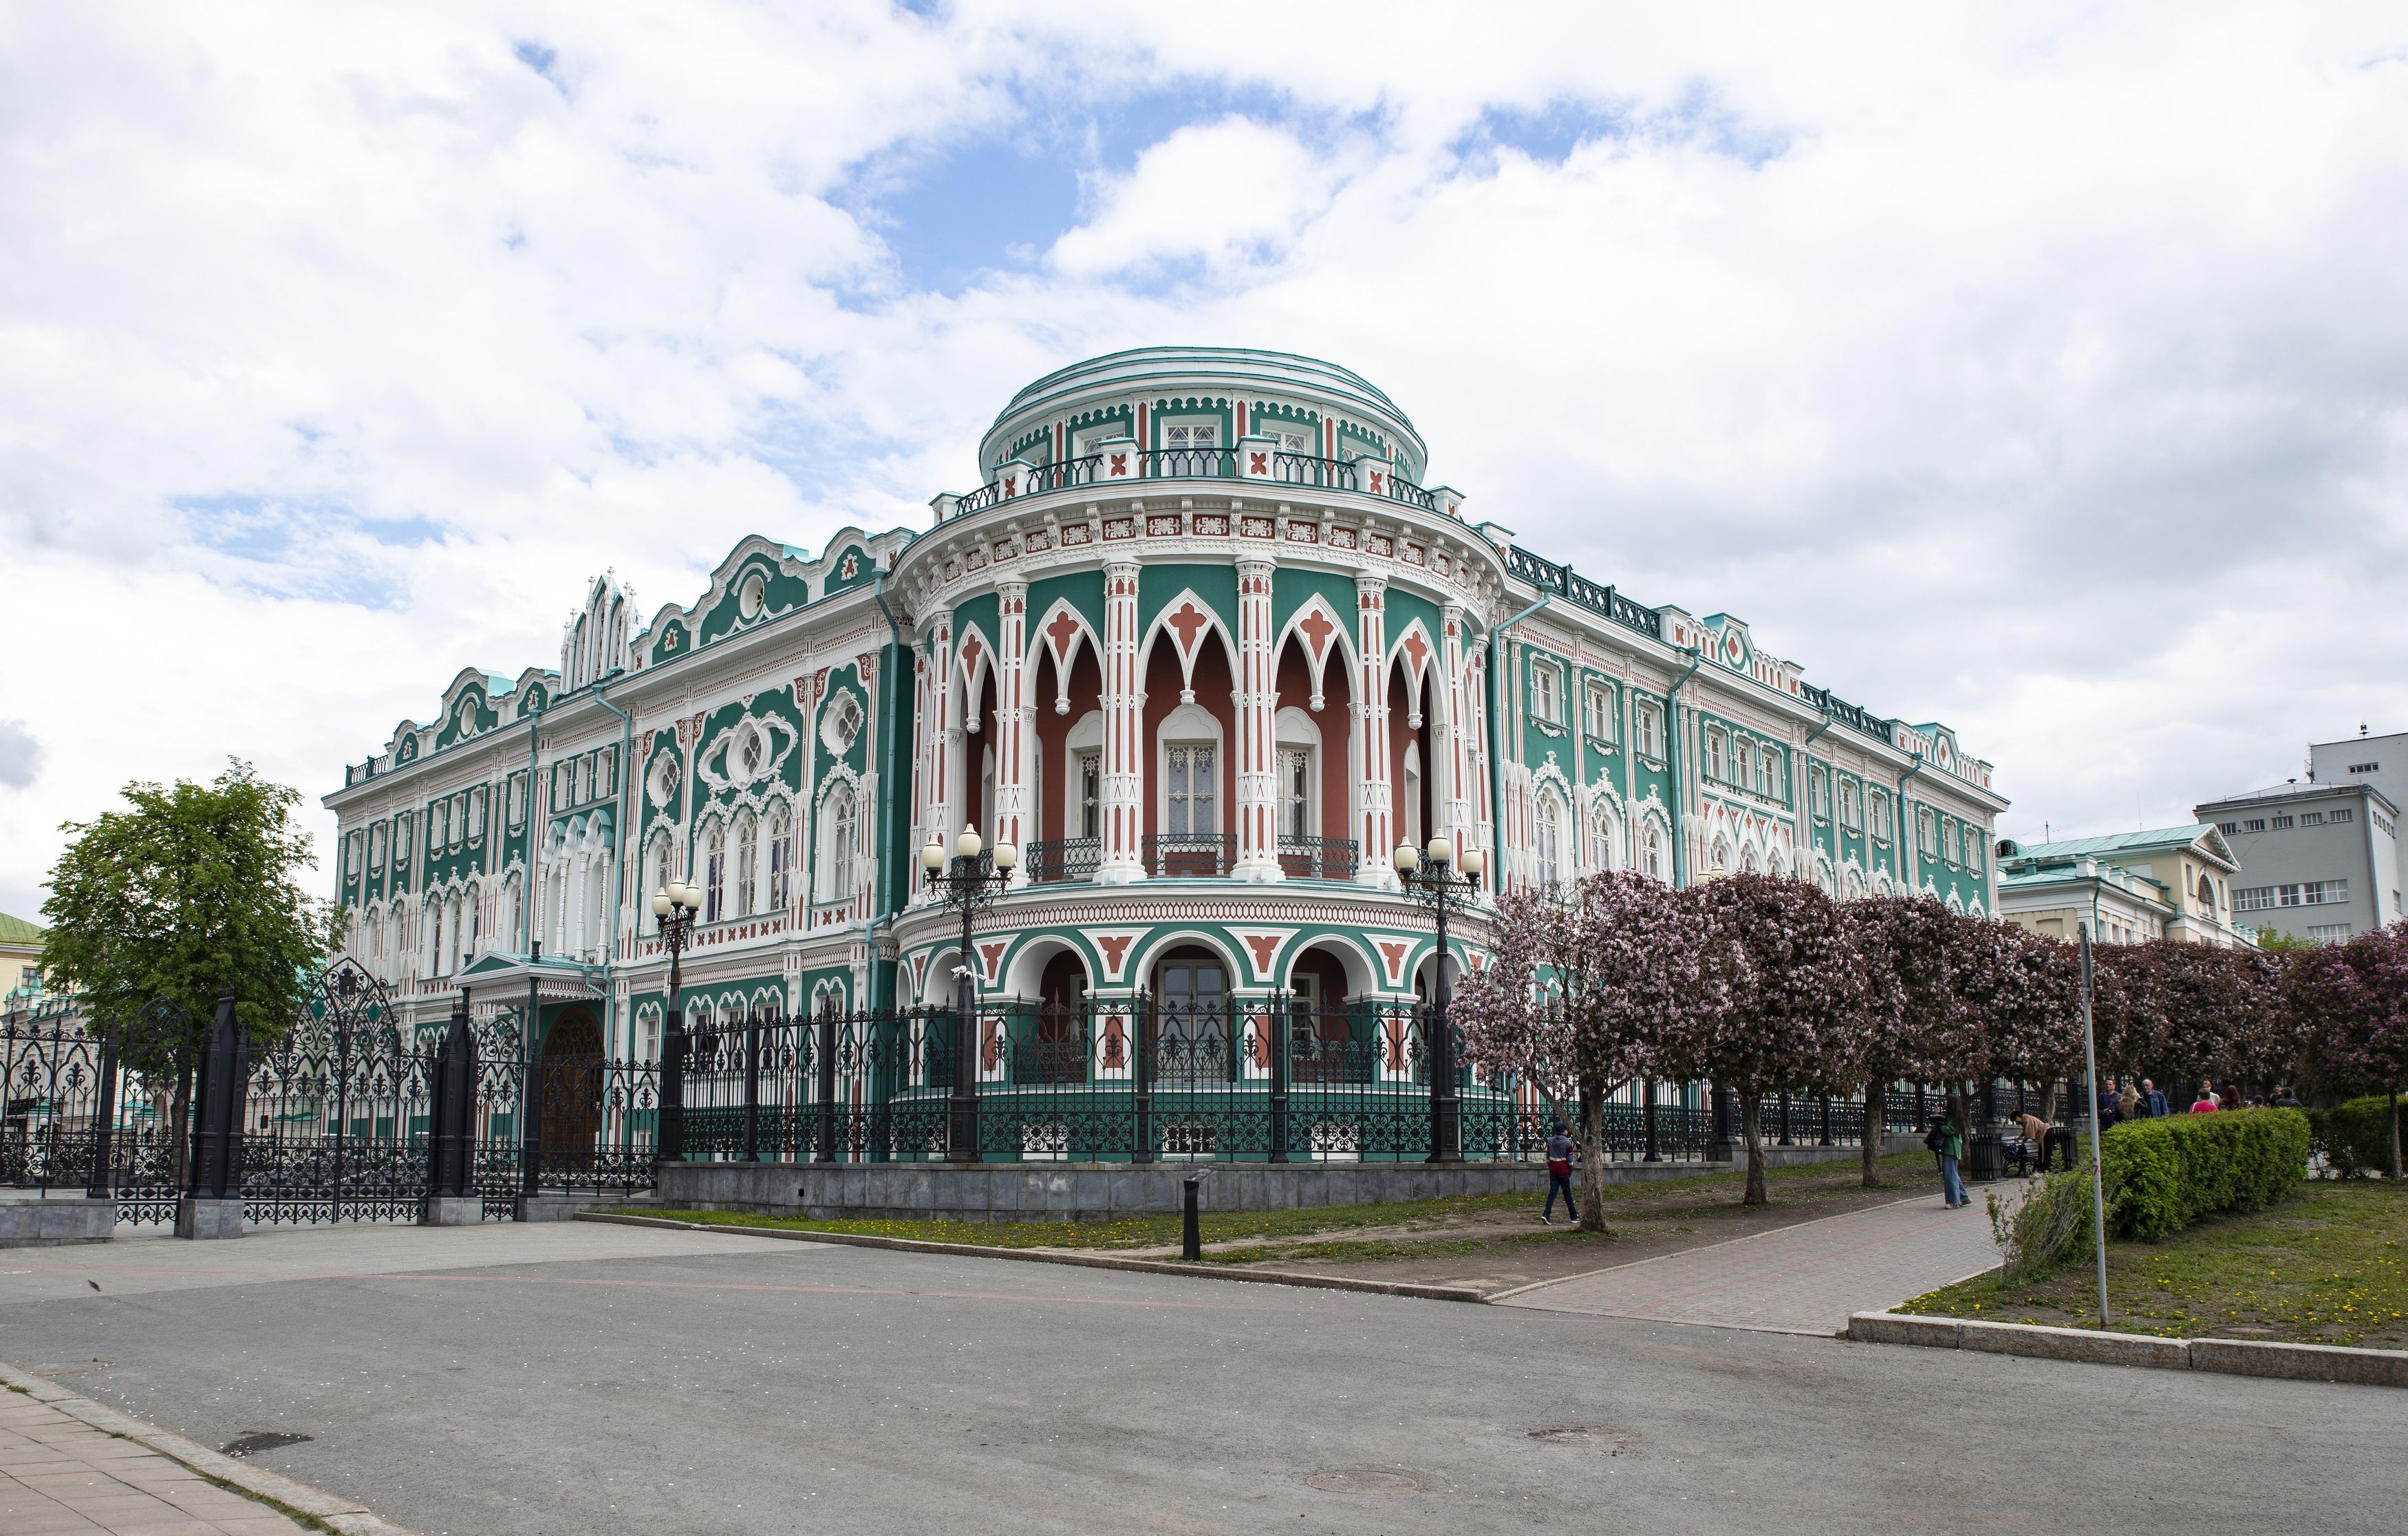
[0,912,43,946]
[2010,827,2217,861]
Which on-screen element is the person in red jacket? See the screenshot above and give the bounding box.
[1540,1120,1578,1226]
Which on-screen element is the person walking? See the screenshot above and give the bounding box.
[2140,1078,2169,1118]
[2097,1079,2122,1129]
[1540,1119,1578,1226]
[1934,1097,1968,1208]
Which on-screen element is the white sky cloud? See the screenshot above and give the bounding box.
[4,2,2407,919]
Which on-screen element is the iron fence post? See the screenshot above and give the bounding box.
[948,1002,980,1164]
[743,1003,763,1164]
[87,1018,121,1201]
[1710,1082,1735,1162]
[185,989,244,1202]
[1132,994,1154,1164]
[815,1007,839,1164]
[521,974,545,1199]
[1426,893,1462,1164]
[1267,993,1291,1164]
[1642,1079,1660,1163]
[429,996,476,1199]
[1818,1094,1833,1146]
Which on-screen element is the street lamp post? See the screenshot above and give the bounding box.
[649,881,702,1165]
[922,824,1016,1164]
[1394,834,1485,1164]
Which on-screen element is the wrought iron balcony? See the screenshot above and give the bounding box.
[1022,837,1101,884]
[1144,833,1236,878]
[946,448,1440,520]
[1276,835,1359,879]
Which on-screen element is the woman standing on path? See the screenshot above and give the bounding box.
[1540,1120,1578,1226]
[1935,1097,1968,1208]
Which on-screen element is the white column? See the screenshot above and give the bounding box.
[1353,573,1397,888]
[919,615,956,904]
[1438,606,1477,853]
[1232,558,1281,882]
[1097,559,1146,884]
[994,580,1031,883]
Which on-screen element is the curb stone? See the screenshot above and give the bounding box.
[1844,1312,2408,1387]
[0,1360,424,1534]
[574,1210,1488,1302]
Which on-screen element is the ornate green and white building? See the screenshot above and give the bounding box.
[323,347,2007,1056]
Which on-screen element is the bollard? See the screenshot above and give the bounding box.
[1181,1166,1213,1261]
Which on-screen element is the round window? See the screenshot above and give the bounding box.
[738,571,766,620]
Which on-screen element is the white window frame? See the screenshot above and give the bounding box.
[1156,703,1225,840]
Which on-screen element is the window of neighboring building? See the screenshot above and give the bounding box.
[2272,814,2294,829]
[2333,808,2356,824]
[2348,761,2380,773]
[2309,923,2352,943]
[2218,820,2239,833]
[2244,818,2266,832]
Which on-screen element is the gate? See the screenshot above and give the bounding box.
[1,959,662,1230]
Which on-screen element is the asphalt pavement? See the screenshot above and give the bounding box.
[2,1224,2400,1535]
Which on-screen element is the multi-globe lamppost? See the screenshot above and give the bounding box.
[1393,833,1483,1164]
[648,879,702,1164]
[921,823,1015,1162]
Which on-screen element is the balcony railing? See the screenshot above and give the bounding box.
[1145,833,1236,878]
[1022,837,1101,884]
[1503,546,1664,642]
[947,449,1441,520]
[1277,835,1358,879]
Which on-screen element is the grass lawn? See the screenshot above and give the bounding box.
[625,1149,1938,1268]
[1898,1180,2408,1348]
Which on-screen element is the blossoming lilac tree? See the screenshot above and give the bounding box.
[2299,922,2408,1177]
[1842,896,1970,1187]
[1678,874,1864,1207]
[1453,871,1741,1232]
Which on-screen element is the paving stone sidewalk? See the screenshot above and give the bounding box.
[1,1363,418,1536]
[1495,1183,2017,1334]
[1,1387,309,1535]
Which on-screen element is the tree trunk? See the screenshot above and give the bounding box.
[1862,1080,1885,1188]
[1741,1093,1768,1206]
[1578,1075,1609,1234]
[2391,1088,2402,1184]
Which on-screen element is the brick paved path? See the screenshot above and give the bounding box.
[1494,1184,2013,1334]
[1,1388,307,1535]
[1,1362,417,1536]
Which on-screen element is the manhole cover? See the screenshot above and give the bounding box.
[222,1432,312,1459]
[1306,1469,1421,1493]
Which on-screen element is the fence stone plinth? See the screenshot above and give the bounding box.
[173,1196,244,1239]
[0,1197,117,1248]
[420,1196,483,1226]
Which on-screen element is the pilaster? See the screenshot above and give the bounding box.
[1232,559,1282,882]
[1097,561,1147,884]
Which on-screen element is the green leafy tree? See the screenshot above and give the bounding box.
[40,758,341,1071]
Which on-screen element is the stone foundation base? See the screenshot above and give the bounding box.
[173,1196,245,1240]
[420,1195,484,1226]
[0,1197,117,1248]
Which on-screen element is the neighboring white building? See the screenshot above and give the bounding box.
[1993,826,2255,948]
[2198,780,2401,945]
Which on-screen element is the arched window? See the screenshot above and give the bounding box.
[1643,826,1665,880]
[821,785,858,902]
[1710,835,1732,875]
[733,811,757,917]
[2196,874,2215,912]
[1587,806,1617,872]
[705,825,727,922]
[767,804,791,912]
[1534,793,1563,890]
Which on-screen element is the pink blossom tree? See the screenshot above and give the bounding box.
[2299,923,2408,1177]
[1454,871,1741,1231]
[1842,896,1974,1187]
[1675,874,1865,1206]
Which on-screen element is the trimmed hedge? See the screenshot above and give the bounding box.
[2102,1108,2311,1241]
[2307,1096,2402,1177]
[1999,1109,2312,1276]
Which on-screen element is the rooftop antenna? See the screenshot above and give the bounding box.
[2363,723,2371,737]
